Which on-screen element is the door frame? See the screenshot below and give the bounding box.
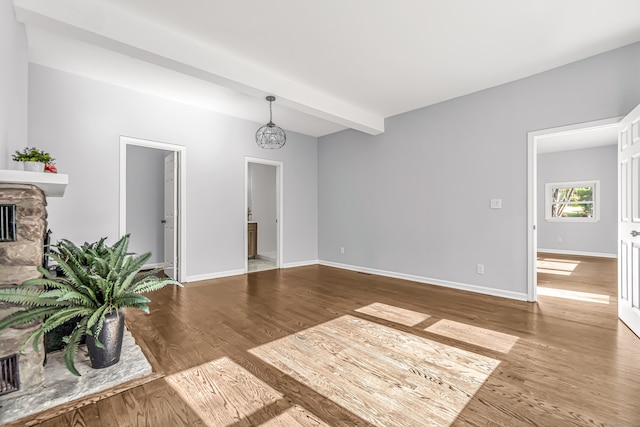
[244,157,284,272]
[527,117,621,301]
[119,136,187,282]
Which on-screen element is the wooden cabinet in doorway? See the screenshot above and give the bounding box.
[248,222,257,259]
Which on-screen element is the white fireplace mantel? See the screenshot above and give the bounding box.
[0,170,69,197]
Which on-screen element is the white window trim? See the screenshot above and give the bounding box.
[545,180,600,223]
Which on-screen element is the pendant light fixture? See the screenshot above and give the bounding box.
[256,96,286,149]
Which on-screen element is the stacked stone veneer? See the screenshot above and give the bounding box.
[0,184,47,391]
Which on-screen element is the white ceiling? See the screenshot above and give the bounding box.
[13,0,640,137]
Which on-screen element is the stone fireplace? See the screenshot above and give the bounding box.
[0,171,154,425]
[0,171,68,397]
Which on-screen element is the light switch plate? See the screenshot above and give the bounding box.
[490,199,502,209]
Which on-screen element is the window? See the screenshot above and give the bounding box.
[545,180,599,222]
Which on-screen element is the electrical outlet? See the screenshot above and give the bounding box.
[476,264,485,275]
[490,199,502,209]
[340,246,345,255]
[557,237,563,243]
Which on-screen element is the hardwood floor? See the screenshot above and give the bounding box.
[6,254,640,426]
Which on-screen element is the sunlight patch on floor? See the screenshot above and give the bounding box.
[537,268,573,276]
[355,302,430,326]
[259,406,329,426]
[250,315,499,427]
[537,258,580,276]
[425,319,519,353]
[538,286,610,304]
[166,357,282,426]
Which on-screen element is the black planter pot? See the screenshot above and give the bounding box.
[86,309,125,369]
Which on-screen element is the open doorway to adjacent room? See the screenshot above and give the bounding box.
[119,136,187,282]
[245,157,283,273]
[527,117,619,304]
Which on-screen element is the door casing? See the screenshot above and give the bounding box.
[119,136,187,282]
[526,117,621,301]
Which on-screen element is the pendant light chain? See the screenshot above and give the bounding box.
[269,98,273,123]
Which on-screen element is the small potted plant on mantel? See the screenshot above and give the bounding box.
[12,147,57,173]
[0,234,182,376]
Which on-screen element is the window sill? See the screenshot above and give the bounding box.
[545,217,599,223]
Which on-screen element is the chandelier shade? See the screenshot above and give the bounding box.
[256,96,286,149]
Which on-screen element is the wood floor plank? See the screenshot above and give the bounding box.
[94,379,206,427]
[260,405,329,427]
[225,352,373,427]
[354,301,431,326]
[425,318,520,353]
[30,379,205,427]
[165,357,282,426]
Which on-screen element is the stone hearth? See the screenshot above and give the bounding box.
[0,327,153,425]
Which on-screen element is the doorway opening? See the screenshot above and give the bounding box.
[119,136,187,282]
[527,117,620,302]
[245,157,283,273]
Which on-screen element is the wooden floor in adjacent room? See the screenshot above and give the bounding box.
[7,253,640,426]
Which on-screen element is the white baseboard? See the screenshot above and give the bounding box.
[318,260,528,301]
[183,260,529,302]
[185,269,245,284]
[537,248,617,259]
[282,260,320,269]
[142,263,165,270]
[256,254,276,262]
[185,260,319,284]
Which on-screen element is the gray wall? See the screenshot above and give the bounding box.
[29,64,318,280]
[250,163,277,260]
[126,145,171,265]
[318,42,640,297]
[537,145,617,255]
[0,0,28,169]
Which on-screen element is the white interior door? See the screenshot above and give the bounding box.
[164,152,177,279]
[618,104,640,338]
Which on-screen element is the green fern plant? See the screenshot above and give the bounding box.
[0,234,182,376]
